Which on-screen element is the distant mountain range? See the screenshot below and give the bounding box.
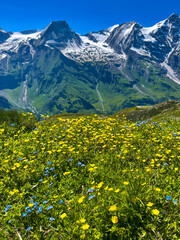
[0,13,179,114]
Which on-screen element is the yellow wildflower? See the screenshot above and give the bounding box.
[80,218,86,223]
[63,172,70,175]
[81,224,89,230]
[14,163,20,168]
[152,209,159,215]
[109,205,117,211]
[147,202,153,207]
[78,196,85,203]
[123,181,129,185]
[112,216,118,224]
[97,182,104,189]
[60,213,67,219]
[80,234,86,239]
[155,188,161,192]
[115,189,120,193]
[104,186,109,191]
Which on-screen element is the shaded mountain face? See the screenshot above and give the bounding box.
[106,22,144,54]
[0,14,179,115]
[0,29,10,43]
[35,21,82,49]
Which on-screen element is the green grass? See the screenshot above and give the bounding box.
[0,110,180,239]
[0,109,37,131]
[116,100,180,121]
[4,56,180,115]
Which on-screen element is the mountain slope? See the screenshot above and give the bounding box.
[116,100,180,121]
[0,14,179,115]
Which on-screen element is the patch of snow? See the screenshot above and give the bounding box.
[107,24,119,32]
[4,55,10,75]
[46,40,58,44]
[130,47,151,57]
[22,75,28,102]
[141,29,156,43]
[62,35,124,62]
[133,84,149,96]
[96,83,105,112]
[141,20,167,43]
[27,42,36,58]
[89,25,119,43]
[44,44,54,49]
[164,47,175,63]
[7,31,41,42]
[91,32,108,42]
[61,23,128,62]
[160,44,180,85]
[161,62,180,85]
[112,22,136,45]
[0,28,7,33]
[0,53,7,60]
[123,23,135,37]
[142,19,166,35]
[0,31,41,53]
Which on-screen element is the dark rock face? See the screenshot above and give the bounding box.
[145,14,180,61]
[84,32,98,43]
[168,48,180,77]
[106,14,180,63]
[36,21,82,49]
[0,28,10,43]
[106,22,143,54]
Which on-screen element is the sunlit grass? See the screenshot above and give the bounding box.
[0,113,180,239]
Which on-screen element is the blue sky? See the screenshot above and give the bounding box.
[0,0,179,34]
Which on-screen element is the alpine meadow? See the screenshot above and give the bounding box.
[0,109,180,239]
[0,7,180,240]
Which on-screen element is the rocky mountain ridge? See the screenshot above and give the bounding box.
[0,14,179,114]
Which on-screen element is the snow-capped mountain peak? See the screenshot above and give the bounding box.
[0,14,179,76]
[166,13,180,23]
[141,20,166,36]
[0,14,179,115]
[37,20,82,50]
[40,21,71,38]
[84,24,120,44]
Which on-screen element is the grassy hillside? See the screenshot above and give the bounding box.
[0,110,180,239]
[115,100,180,121]
[0,109,37,131]
[2,53,180,115]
